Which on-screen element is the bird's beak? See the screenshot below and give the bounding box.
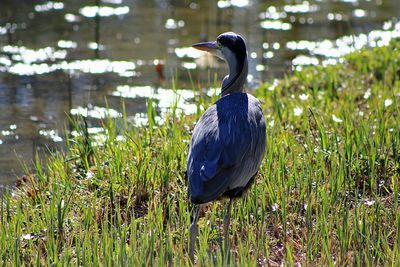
[192,41,223,59]
[192,41,219,52]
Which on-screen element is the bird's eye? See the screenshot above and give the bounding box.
[216,42,222,48]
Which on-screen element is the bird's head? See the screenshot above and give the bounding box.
[192,32,248,95]
[192,32,247,65]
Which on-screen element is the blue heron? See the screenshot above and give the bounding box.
[187,32,266,261]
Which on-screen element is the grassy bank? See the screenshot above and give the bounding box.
[1,40,400,266]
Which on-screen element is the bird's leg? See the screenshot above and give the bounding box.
[223,198,233,250]
[189,204,201,263]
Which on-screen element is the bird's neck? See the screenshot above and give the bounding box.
[221,54,248,96]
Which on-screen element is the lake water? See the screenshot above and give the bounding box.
[1,0,399,186]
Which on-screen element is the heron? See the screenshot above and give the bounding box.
[187,32,266,261]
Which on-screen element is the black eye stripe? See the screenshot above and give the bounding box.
[217,36,235,47]
[217,34,246,58]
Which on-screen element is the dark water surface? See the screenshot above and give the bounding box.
[0,0,399,186]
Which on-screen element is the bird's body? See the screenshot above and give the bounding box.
[187,92,266,204]
[187,32,266,262]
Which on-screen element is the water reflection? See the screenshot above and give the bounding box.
[39,129,63,142]
[165,19,185,30]
[64,13,80,23]
[34,2,64,12]
[2,45,67,63]
[289,20,400,68]
[175,47,202,58]
[217,0,250,9]
[3,56,136,77]
[283,2,319,13]
[70,105,121,119]
[0,0,400,185]
[260,20,292,31]
[112,85,198,123]
[79,6,130,17]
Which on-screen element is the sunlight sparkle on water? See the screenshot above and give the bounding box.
[283,1,319,13]
[8,63,52,75]
[218,0,250,8]
[256,65,265,71]
[0,26,7,35]
[353,9,367,18]
[88,42,105,50]
[34,2,64,12]
[39,130,63,142]
[70,127,114,147]
[263,51,274,59]
[286,21,400,62]
[175,47,202,58]
[62,60,136,75]
[4,58,136,76]
[292,55,319,66]
[260,20,292,31]
[2,45,66,64]
[71,127,104,137]
[101,0,123,3]
[165,19,185,30]
[64,13,80,22]
[129,113,165,127]
[113,85,197,113]
[58,40,78,49]
[79,6,130,17]
[182,62,197,69]
[1,125,17,137]
[259,6,287,20]
[70,106,122,119]
[327,13,343,21]
[0,56,11,66]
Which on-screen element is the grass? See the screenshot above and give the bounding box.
[1,39,400,266]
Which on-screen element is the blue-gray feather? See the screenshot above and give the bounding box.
[187,92,266,204]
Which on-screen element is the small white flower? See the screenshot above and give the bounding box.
[86,170,94,179]
[384,98,393,107]
[332,114,343,123]
[299,93,309,100]
[22,234,34,240]
[293,106,303,116]
[363,89,371,99]
[268,120,275,128]
[268,79,279,91]
[364,199,375,206]
[272,203,278,212]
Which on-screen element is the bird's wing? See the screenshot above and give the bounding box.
[188,105,251,179]
[187,94,265,203]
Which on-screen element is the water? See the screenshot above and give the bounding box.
[0,0,399,186]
